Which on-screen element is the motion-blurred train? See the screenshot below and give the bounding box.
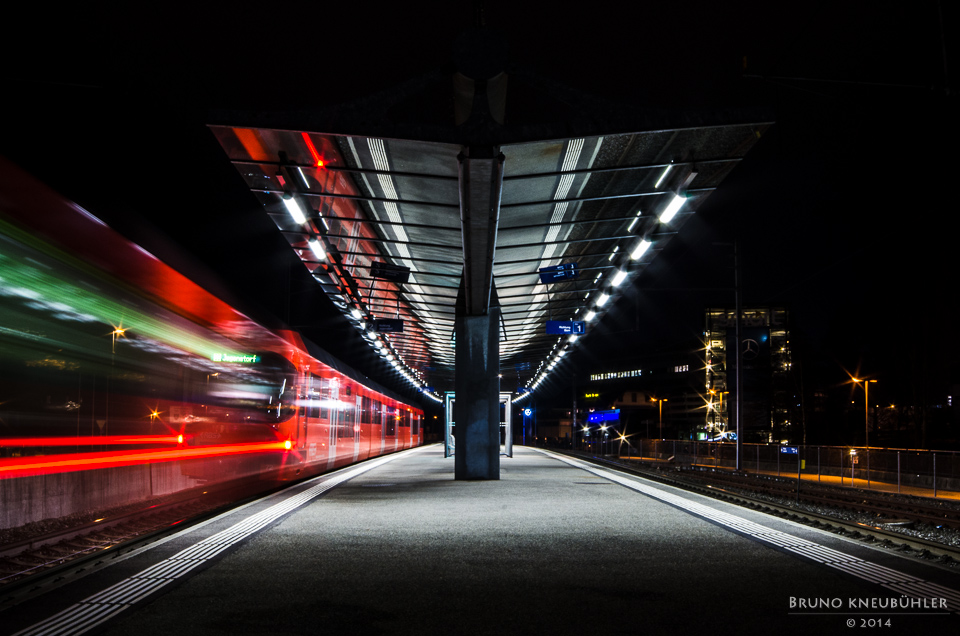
[0,156,422,484]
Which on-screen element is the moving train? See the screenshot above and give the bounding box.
[0,156,422,483]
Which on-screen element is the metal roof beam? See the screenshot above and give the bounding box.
[500,186,714,209]
[501,156,741,181]
[458,147,504,315]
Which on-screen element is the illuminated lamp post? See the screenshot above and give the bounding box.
[651,397,668,438]
[852,378,877,447]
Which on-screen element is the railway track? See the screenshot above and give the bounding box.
[564,450,960,566]
[0,478,280,606]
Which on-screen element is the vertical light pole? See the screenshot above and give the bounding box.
[852,378,877,447]
[652,397,668,438]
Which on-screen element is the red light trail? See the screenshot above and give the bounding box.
[0,441,290,479]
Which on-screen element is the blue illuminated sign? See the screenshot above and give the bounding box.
[587,409,620,423]
[539,263,579,284]
[780,446,798,454]
[545,320,586,335]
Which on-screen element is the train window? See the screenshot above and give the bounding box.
[319,379,330,419]
[338,401,354,438]
[412,413,420,436]
[385,406,397,436]
[361,395,372,424]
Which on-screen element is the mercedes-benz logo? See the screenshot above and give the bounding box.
[742,338,759,360]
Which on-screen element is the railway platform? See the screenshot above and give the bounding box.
[3,444,959,636]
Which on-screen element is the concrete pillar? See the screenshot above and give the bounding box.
[454,298,501,480]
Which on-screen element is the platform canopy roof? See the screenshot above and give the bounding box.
[210,118,769,401]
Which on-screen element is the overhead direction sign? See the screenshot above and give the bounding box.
[538,262,579,284]
[370,261,410,284]
[372,318,404,333]
[546,320,586,335]
[780,446,798,454]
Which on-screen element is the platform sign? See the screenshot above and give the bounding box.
[587,409,620,423]
[417,386,435,393]
[370,261,410,284]
[780,446,798,454]
[545,320,586,335]
[372,318,404,333]
[539,262,579,284]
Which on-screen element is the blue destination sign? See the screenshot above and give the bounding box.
[373,318,404,333]
[545,320,586,335]
[417,386,436,393]
[780,446,798,454]
[587,409,620,423]
[539,262,579,284]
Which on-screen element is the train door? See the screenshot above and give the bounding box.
[297,371,309,451]
[379,400,386,453]
[353,394,362,462]
[326,377,339,470]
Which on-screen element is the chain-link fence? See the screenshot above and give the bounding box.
[621,440,960,498]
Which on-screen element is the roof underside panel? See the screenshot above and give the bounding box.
[210,121,770,395]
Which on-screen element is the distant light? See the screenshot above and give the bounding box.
[284,440,293,450]
[596,293,610,307]
[654,164,673,189]
[627,210,642,232]
[630,239,652,261]
[608,246,620,261]
[659,193,686,224]
[350,308,363,321]
[308,239,326,261]
[282,194,307,225]
[611,269,628,287]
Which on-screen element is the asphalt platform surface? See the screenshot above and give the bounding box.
[4,445,959,636]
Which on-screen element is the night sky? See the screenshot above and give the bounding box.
[2,2,957,426]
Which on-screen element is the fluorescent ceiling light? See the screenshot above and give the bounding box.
[611,269,628,287]
[308,239,326,261]
[627,211,642,232]
[282,194,307,225]
[596,293,610,307]
[655,164,673,189]
[659,193,686,224]
[630,239,652,261]
[585,310,597,321]
[350,308,363,321]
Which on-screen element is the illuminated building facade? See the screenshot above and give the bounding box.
[704,307,796,443]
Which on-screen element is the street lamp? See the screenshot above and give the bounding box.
[651,397,668,438]
[852,378,877,447]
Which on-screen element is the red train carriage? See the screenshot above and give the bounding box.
[0,156,422,484]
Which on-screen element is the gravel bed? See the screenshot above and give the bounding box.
[732,484,960,549]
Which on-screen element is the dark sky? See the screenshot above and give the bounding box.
[1,1,956,408]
